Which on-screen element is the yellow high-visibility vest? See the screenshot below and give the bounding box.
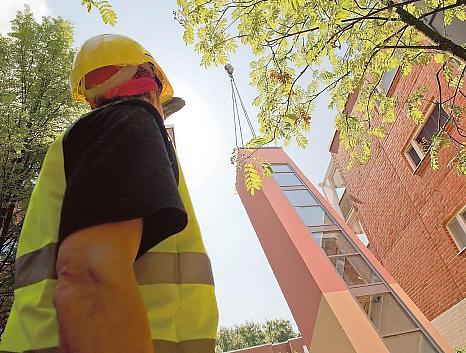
[0,116,218,352]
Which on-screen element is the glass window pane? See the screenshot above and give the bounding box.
[284,189,318,206]
[358,293,417,337]
[419,334,438,353]
[271,164,292,173]
[316,231,358,256]
[329,254,381,287]
[295,206,334,226]
[416,105,449,147]
[311,232,323,246]
[416,118,436,146]
[273,172,302,186]
[381,68,397,93]
[408,147,421,167]
[339,190,352,219]
[384,331,437,353]
[460,209,466,223]
[447,217,466,250]
[380,294,418,335]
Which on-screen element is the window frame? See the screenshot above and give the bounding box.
[270,163,293,173]
[282,188,319,207]
[272,172,304,187]
[294,205,335,227]
[404,102,450,172]
[446,204,466,254]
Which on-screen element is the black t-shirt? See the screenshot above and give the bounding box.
[59,99,187,257]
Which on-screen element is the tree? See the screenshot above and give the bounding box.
[176,0,466,177]
[0,8,85,332]
[263,319,297,344]
[216,319,297,352]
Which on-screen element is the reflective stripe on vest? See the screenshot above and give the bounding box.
[0,132,218,352]
[0,338,216,353]
[15,244,214,289]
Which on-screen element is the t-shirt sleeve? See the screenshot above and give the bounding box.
[59,103,187,256]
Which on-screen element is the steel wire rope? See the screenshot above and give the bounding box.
[232,77,256,138]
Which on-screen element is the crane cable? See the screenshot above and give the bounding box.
[225,63,256,148]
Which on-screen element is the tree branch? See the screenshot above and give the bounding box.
[391,0,466,62]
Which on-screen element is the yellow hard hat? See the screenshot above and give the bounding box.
[70,34,174,104]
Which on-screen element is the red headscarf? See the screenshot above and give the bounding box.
[85,65,159,108]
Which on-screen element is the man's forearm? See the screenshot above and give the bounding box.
[54,219,153,353]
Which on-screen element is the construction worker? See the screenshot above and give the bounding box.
[0,34,218,353]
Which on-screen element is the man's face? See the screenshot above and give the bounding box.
[151,91,165,120]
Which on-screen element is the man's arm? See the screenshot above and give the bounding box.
[54,102,187,353]
[54,219,154,353]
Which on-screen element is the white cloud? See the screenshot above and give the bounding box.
[0,0,50,34]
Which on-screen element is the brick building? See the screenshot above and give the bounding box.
[321,60,466,348]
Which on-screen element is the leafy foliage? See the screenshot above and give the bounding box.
[233,149,272,195]
[430,132,450,170]
[176,0,466,176]
[0,7,85,333]
[262,319,299,344]
[216,319,297,352]
[81,0,117,25]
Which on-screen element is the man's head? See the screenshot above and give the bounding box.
[70,34,173,118]
[83,63,165,117]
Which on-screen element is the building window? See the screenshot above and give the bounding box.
[328,254,381,287]
[271,164,292,173]
[271,164,304,187]
[313,230,358,256]
[283,189,318,207]
[357,293,437,353]
[380,68,397,94]
[405,104,449,169]
[446,205,466,253]
[295,206,334,226]
[273,173,303,187]
[320,160,347,217]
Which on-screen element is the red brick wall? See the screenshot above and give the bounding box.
[332,61,466,320]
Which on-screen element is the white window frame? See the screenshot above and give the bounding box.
[404,103,448,171]
[320,160,346,217]
[446,204,466,254]
[346,207,364,235]
[405,139,426,170]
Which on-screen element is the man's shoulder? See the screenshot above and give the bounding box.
[103,98,160,117]
[82,99,160,125]
[66,99,161,141]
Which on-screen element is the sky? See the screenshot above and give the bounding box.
[0,0,337,330]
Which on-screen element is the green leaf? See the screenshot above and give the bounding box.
[295,132,308,148]
[244,163,262,195]
[434,53,446,64]
[81,0,117,25]
[430,132,450,170]
[262,162,272,177]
